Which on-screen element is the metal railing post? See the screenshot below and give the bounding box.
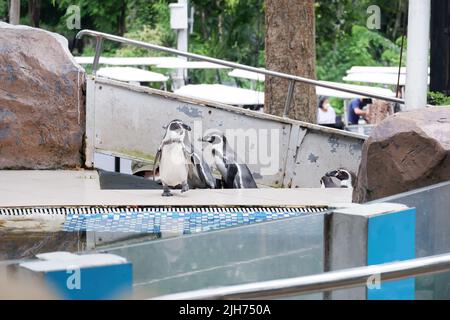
[92,36,104,76]
[283,81,296,117]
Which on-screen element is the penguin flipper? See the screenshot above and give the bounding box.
[240,164,258,188]
[188,151,216,189]
[153,149,161,182]
[225,164,238,189]
[198,163,216,189]
[196,155,216,189]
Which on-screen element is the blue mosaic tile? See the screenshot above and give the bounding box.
[62,207,324,235]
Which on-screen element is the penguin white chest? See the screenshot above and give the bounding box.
[159,143,188,187]
[213,153,227,177]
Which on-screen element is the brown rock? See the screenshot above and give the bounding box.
[366,99,393,124]
[0,23,85,169]
[353,107,450,203]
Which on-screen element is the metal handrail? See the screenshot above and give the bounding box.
[76,29,409,116]
[152,253,450,300]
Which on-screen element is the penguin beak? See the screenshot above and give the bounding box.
[182,124,191,131]
[326,170,338,177]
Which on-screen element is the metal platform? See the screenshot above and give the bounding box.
[0,170,353,208]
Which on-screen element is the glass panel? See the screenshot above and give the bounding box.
[100,213,325,299]
[371,181,450,299]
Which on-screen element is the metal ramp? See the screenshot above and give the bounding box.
[85,77,365,188]
[72,29,412,188]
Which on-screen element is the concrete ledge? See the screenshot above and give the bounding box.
[0,170,352,207]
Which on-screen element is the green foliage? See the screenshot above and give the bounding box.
[116,0,175,57]
[18,0,406,91]
[187,0,265,83]
[0,1,8,21]
[126,0,159,31]
[329,97,344,116]
[427,92,450,106]
[317,25,402,82]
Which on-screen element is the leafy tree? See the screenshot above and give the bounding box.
[116,0,175,57]
[0,1,8,21]
[317,25,402,82]
[428,92,450,106]
[16,0,406,93]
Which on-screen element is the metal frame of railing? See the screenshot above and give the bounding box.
[151,253,450,300]
[76,29,413,117]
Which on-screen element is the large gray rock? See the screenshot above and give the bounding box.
[353,107,450,203]
[0,23,85,169]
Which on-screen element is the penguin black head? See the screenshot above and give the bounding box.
[163,119,191,132]
[320,176,337,188]
[201,133,226,145]
[325,169,355,188]
[201,133,227,157]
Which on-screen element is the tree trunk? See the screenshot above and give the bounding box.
[118,0,127,36]
[265,0,317,123]
[28,0,41,28]
[430,0,450,95]
[9,0,20,25]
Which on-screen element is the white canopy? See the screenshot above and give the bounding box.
[96,67,168,83]
[156,60,230,69]
[74,56,183,66]
[343,73,409,85]
[228,68,266,81]
[101,56,182,66]
[74,56,108,64]
[347,66,406,75]
[347,66,430,75]
[227,69,395,99]
[175,84,264,105]
[343,66,430,85]
[317,81,395,99]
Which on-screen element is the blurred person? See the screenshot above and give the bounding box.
[317,96,336,125]
[393,87,404,113]
[347,97,371,125]
[317,96,344,129]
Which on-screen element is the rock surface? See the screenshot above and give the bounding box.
[366,99,393,125]
[353,107,450,203]
[0,22,85,169]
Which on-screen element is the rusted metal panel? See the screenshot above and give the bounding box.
[87,77,366,187]
[290,133,364,188]
[282,124,307,188]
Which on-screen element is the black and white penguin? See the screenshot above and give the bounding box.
[320,176,339,188]
[201,133,257,189]
[153,119,192,196]
[323,169,356,188]
[187,146,217,189]
[153,120,217,196]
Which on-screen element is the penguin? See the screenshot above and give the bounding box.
[320,176,339,188]
[323,169,356,188]
[186,145,217,189]
[153,119,192,196]
[201,133,257,189]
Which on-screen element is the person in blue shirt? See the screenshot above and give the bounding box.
[347,98,370,124]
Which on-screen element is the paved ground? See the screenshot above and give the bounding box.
[0,170,353,207]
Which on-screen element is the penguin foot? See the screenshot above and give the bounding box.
[162,190,173,197]
[162,185,173,197]
[181,182,189,193]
